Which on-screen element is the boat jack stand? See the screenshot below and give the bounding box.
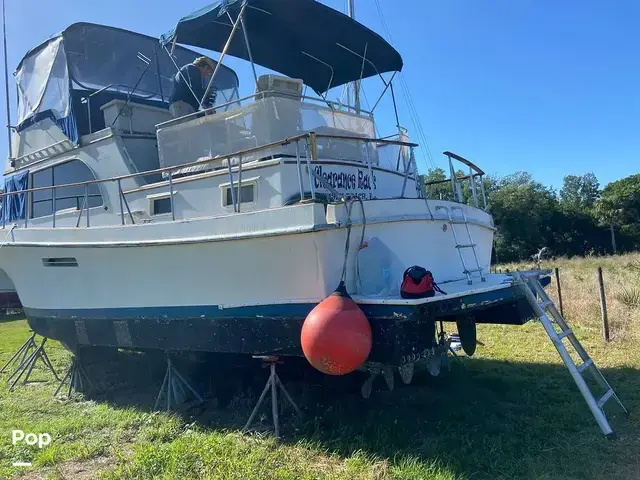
[244,356,301,439]
[6,337,60,391]
[448,344,464,365]
[1,332,37,375]
[154,357,203,411]
[54,352,93,398]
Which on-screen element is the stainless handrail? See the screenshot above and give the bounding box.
[1,134,309,199]
[237,154,243,213]
[31,193,101,205]
[0,134,417,200]
[424,151,488,210]
[1,132,421,229]
[295,140,304,201]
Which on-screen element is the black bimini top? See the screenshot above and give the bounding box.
[161,0,403,93]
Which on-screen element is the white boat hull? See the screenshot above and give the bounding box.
[0,199,536,362]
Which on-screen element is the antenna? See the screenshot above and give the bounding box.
[2,0,11,161]
[346,0,360,113]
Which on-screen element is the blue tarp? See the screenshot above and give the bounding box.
[162,0,403,93]
[3,171,29,223]
[57,113,78,144]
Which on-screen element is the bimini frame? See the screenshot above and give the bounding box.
[162,0,403,129]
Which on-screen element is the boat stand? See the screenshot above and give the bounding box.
[0,332,37,375]
[154,356,203,411]
[6,336,60,391]
[54,352,93,398]
[244,356,301,439]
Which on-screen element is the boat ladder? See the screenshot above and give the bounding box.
[436,205,485,285]
[515,272,628,437]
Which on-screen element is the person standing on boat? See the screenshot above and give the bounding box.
[169,56,216,118]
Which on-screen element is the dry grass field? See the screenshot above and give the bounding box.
[1,253,640,479]
[502,252,640,344]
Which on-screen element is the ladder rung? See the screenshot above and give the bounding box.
[577,358,594,374]
[516,272,629,433]
[557,329,573,340]
[455,244,476,248]
[464,268,483,273]
[538,300,553,309]
[597,389,614,409]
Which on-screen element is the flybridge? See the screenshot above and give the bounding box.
[162,0,403,94]
[10,22,239,167]
[8,0,405,172]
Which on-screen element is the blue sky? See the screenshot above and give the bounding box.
[2,0,639,189]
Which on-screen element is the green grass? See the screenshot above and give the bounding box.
[2,254,640,479]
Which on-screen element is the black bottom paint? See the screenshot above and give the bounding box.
[26,292,536,366]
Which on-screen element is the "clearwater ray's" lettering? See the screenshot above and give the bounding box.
[313,165,377,192]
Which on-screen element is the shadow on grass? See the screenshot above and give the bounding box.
[76,347,640,479]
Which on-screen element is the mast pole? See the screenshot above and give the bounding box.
[2,0,12,160]
[347,0,360,113]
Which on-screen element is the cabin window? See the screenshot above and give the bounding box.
[148,193,172,216]
[221,179,257,207]
[31,160,103,218]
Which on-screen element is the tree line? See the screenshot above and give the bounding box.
[423,169,640,263]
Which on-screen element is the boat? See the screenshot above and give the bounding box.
[1,0,548,385]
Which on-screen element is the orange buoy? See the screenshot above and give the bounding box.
[301,282,372,375]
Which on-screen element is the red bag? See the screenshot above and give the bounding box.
[401,266,446,299]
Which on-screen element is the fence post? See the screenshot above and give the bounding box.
[554,267,564,316]
[597,266,610,342]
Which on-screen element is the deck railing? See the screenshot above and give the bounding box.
[156,90,375,131]
[1,132,418,229]
[156,95,378,171]
[424,151,488,210]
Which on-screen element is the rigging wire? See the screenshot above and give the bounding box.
[373,0,437,172]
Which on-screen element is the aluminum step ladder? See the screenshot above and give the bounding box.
[436,205,485,284]
[514,272,628,437]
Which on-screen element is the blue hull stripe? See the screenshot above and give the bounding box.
[24,282,535,322]
[25,303,316,320]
